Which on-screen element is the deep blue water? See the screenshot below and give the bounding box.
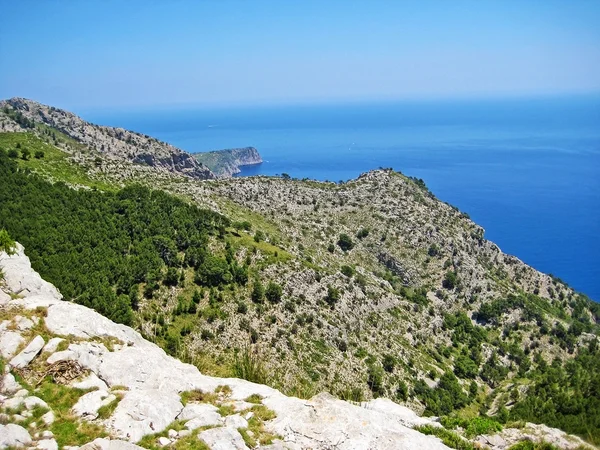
[85,96,600,301]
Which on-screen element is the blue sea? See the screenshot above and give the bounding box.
[85,96,600,301]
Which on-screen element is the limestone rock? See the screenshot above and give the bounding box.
[157,437,170,447]
[107,389,183,443]
[0,289,10,305]
[45,302,145,346]
[1,373,22,394]
[185,412,223,430]
[0,423,32,449]
[225,414,249,429]
[364,398,441,428]
[14,316,34,331]
[80,438,146,450]
[24,396,49,410]
[178,402,219,421]
[72,390,116,420]
[43,337,65,354]
[0,243,62,300]
[41,411,55,425]
[37,438,59,450]
[0,331,24,359]
[478,422,593,450]
[10,335,45,368]
[198,427,249,450]
[72,372,109,391]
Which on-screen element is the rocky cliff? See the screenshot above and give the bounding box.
[0,98,215,181]
[193,147,263,177]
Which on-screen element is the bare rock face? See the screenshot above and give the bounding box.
[0,97,216,181]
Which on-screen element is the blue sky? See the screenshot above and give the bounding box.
[1,0,599,110]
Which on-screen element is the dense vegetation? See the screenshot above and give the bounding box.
[0,150,229,324]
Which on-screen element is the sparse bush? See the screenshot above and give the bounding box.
[337,233,354,251]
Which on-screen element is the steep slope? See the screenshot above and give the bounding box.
[0,242,453,450]
[0,98,215,181]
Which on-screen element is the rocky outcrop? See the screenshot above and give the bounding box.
[0,98,215,181]
[193,147,263,177]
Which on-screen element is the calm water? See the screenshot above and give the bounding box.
[85,96,600,301]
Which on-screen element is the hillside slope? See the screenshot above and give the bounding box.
[0,99,599,447]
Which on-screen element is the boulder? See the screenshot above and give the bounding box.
[0,289,10,305]
[1,373,22,394]
[364,398,441,428]
[43,337,65,354]
[178,402,219,421]
[36,439,58,450]
[10,335,45,368]
[0,423,32,449]
[107,389,183,443]
[45,302,145,346]
[72,390,116,420]
[0,243,62,300]
[198,427,249,450]
[225,414,249,429]
[41,411,55,425]
[72,372,109,391]
[80,438,146,450]
[14,316,34,331]
[24,396,49,410]
[0,331,24,359]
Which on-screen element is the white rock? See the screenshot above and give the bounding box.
[14,388,29,398]
[198,427,249,450]
[107,389,183,443]
[80,438,146,450]
[177,430,191,438]
[41,410,55,425]
[167,429,178,438]
[24,396,49,410]
[0,244,62,300]
[72,390,115,420]
[41,430,54,438]
[185,413,224,430]
[14,316,34,331]
[36,438,58,450]
[244,412,254,420]
[225,414,249,429]
[43,337,65,354]
[222,400,254,412]
[4,396,25,410]
[0,289,10,305]
[178,402,219,421]
[0,331,25,359]
[45,302,144,346]
[1,373,22,394]
[157,437,170,446]
[46,350,76,364]
[364,398,441,428]
[72,372,109,391]
[10,335,45,368]
[0,423,32,448]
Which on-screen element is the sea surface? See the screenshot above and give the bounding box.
[85,96,600,301]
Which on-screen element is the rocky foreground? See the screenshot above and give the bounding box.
[0,245,594,450]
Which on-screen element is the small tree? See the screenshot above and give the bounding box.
[21,148,31,160]
[325,285,340,307]
[8,149,18,158]
[34,150,45,159]
[0,229,16,255]
[251,279,265,303]
[265,281,283,303]
[443,271,458,290]
[337,233,354,252]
